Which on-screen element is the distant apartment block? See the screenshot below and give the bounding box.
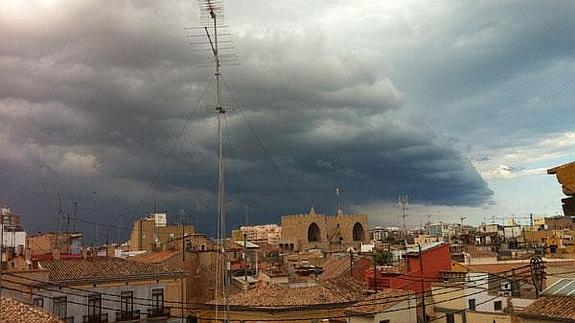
[1,207,26,253]
[129,212,195,252]
[231,224,282,244]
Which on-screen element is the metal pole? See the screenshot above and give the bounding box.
[373,253,377,291]
[0,212,3,323]
[243,234,248,282]
[181,224,185,322]
[418,243,426,323]
[349,249,353,278]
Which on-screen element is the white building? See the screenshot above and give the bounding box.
[1,207,26,256]
[237,224,282,244]
[5,257,186,323]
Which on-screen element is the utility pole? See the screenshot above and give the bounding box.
[0,212,4,301]
[349,249,353,278]
[373,253,377,291]
[243,233,248,282]
[399,195,409,236]
[418,244,426,323]
[182,224,186,262]
[181,223,185,323]
[460,217,467,255]
[73,202,78,232]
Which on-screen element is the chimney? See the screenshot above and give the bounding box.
[106,244,115,258]
[52,248,61,260]
[81,247,89,259]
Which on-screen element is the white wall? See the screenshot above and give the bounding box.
[1,226,26,249]
[33,282,169,323]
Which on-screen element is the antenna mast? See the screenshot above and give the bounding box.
[398,195,409,236]
[192,0,231,320]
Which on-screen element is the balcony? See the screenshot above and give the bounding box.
[83,313,108,323]
[147,307,171,319]
[115,310,140,322]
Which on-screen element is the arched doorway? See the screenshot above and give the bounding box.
[308,223,321,242]
[352,222,365,241]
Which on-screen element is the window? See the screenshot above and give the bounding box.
[32,297,43,308]
[468,298,476,311]
[379,320,390,323]
[53,296,67,318]
[121,291,134,314]
[152,289,164,311]
[494,300,502,311]
[446,313,455,323]
[88,293,102,317]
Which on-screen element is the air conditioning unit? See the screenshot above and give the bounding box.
[498,291,511,297]
[501,282,512,291]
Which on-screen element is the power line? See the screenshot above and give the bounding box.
[131,74,215,222]
[2,264,532,312]
[220,76,307,208]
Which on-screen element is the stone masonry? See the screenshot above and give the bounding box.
[280,207,369,252]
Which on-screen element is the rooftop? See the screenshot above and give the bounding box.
[211,283,355,309]
[39,257,184,283]
[542,278,575,296]
[1,297,62,323]
[345,289,412,317]
[130,250,180,263]
[518,296,575,321]
[319,255,371,283]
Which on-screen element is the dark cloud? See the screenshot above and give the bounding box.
[0,0,498,238]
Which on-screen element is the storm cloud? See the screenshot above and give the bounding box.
[12,0,575,236]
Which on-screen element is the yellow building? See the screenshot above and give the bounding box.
[129,212,195,252]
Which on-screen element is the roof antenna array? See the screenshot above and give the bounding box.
[185,1,234,321]
[184,0,239,67]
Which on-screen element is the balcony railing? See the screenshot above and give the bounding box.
[147,307,171,319]
[115,310,140,322]
[83,313,108,323]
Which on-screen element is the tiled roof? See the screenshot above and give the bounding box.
[518,296,575,321]
[39,257,184,283]
[211,284,354,308]
[345,289,412,316]
[130,250,180,263]
[0,297,63,323]
[319,256,371,283]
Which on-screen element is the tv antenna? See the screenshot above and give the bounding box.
[398,195,410,236]
[186,1,235,320]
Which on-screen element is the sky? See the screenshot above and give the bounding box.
[1,0,574,240]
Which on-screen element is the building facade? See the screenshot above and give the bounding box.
[1,207,27,260]
[5,257,187,323]
[129,212,195,252]
[280,208,369,252]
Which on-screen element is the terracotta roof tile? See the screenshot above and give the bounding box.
[320,256,371,282]
[345,289,412,316]
[130,250,180,263]
[518,296,575,321]
[1,297,63,323]
[211,284,354,308]
[39,257,184,283]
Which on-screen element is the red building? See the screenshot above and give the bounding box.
[366,242,451,293]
